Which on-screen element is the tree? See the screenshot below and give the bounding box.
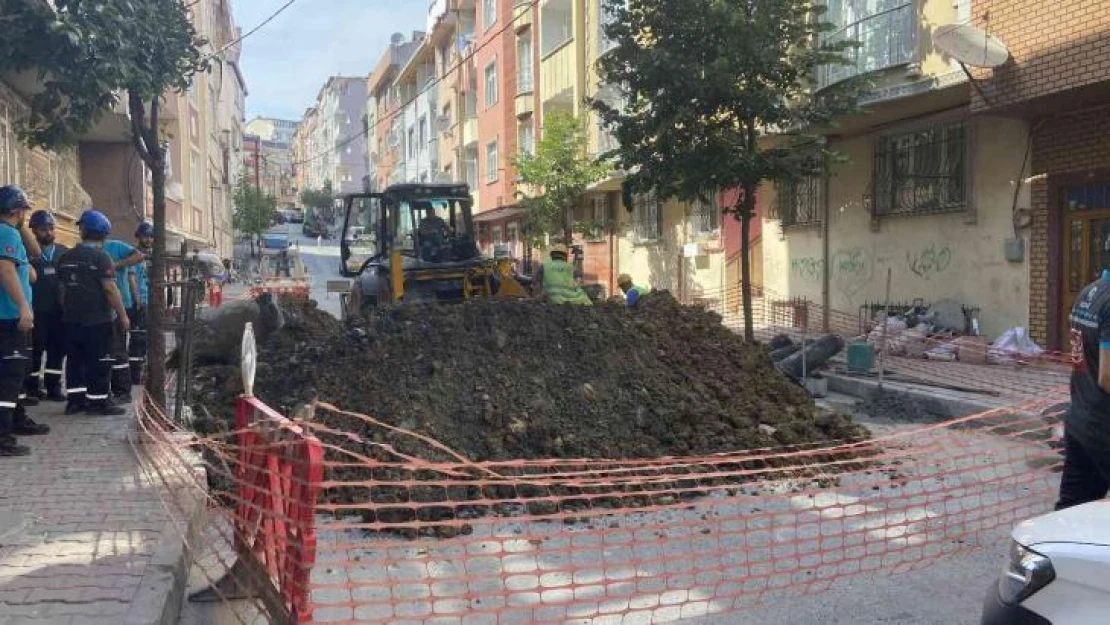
[233,172,278,256]
[300,180,336,227]
[0,0,207,406]
[513,111,611,246]
[591,0,861,340]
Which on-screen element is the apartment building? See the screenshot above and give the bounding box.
[294,77,368,195]
[968,0,1110,348]
[427,2,478,196]
[245,116,298,145]
[366,33,422,192]
[76,0,245,258]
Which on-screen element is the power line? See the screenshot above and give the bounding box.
[205,0,299,62]
[290,0,543,169]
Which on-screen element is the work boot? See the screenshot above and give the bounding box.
[0,435,30,457]
[87,400,126,417]
[64,401,87,415]
[13,416,49,436]
[44,388,66,402]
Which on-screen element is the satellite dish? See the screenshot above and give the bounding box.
[934,24,1011,68]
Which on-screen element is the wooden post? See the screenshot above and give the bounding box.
[877,268,892,392]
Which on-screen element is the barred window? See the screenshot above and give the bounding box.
[773,175,823,227]
[873,121,967,218]
[634,192,661,241]
[689,193,720,235]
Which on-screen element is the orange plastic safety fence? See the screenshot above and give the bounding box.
[298,397,1066,624]
[133,390,325,624]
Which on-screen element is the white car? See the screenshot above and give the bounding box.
[981,501,1110,625]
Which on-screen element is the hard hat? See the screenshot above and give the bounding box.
[29,210,56,229]
[135,220,154,238]
[549,243,569,257]
[76,209,112,236]
[617,273,633,287]
[0,185,30,213]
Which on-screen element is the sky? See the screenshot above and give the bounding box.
[234,0,427,121]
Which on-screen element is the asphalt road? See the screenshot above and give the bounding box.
[234,223,347,318]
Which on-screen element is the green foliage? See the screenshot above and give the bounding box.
[513,111,611,245]
[591,0,862,338]
[300,180,336,223]
[234,171,278,239]
[592,0,862,212]
[0,0,206,149]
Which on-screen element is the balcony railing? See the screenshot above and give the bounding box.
[818,2,915,89]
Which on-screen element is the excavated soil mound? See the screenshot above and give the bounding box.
[195,294,864,460]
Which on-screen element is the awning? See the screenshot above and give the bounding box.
[472,205,523,223]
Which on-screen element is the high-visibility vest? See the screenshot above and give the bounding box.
[542,260,592,305]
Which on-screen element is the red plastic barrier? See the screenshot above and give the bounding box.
[233,395,324,622]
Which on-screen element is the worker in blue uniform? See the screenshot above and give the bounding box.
[100,221,145,399]
[128,221,153,385]
[0,185,52,457]
[24,210,69,402]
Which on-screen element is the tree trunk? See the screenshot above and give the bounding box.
[739,182,756,342]
[145,101,168,408]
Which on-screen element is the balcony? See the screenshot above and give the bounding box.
[540,39,576,107]
[513,0,532,32]
[515,90,534,117]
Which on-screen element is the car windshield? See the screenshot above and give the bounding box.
[346,196,381,271]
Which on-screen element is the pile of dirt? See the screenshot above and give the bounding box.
[192,294,866,460]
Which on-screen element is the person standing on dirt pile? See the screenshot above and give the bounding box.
[128,221,153,386]
[100,220,144,400]
[617,273,650,308]
[58,210,129,417]
[533,244,592,305]
[1060,269,1110,510]
[0,185,52,457]
[23,210,69,403]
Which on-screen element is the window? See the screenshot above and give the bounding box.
[873,120,967,217]
[633,192,661,241]
[485,140,499,183]
[518,117,535,155]
[193,207,203,233]
[418,115,428,151]
[191,151,202,201]
[442,103,452,129]
[408,126,416,158]
[585,194,610,240]
[517,32,534,93]
[690,192,720,235]
[541,0,574,56]
[598,0,623,55]
[485,61,498,108]
[819,0,915,89]
[465,145,479,189]
[773,175,823,227]
[483,0,496,29]
[492,225,503,244]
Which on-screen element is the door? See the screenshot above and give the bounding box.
[1060,183,1110,342]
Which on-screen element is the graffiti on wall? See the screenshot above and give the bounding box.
[906,244,953,280]
[789,247,875,300]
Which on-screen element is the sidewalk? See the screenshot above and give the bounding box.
[0,398,192,624]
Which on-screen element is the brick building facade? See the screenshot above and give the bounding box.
[971,0,1110,348]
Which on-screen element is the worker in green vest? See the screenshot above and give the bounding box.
[534,244,592,305]
[617,273,650,308]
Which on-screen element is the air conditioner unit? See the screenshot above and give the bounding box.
[387,131,400,148]
[436,115,452,132]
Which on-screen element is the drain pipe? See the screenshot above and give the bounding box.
[821,172,831,333]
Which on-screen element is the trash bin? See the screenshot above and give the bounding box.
[847,340,874,373]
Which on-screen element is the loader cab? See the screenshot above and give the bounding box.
[339,183,478,277]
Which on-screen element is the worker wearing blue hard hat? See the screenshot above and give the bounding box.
[0,185,51,457]
[56,209,130,416]
[93,214,144,400]
[23,209,69,403]
[127,221,154,385]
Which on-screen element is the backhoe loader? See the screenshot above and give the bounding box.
[338,183,528,318]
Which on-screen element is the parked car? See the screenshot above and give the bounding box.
[981,500,1110,625]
